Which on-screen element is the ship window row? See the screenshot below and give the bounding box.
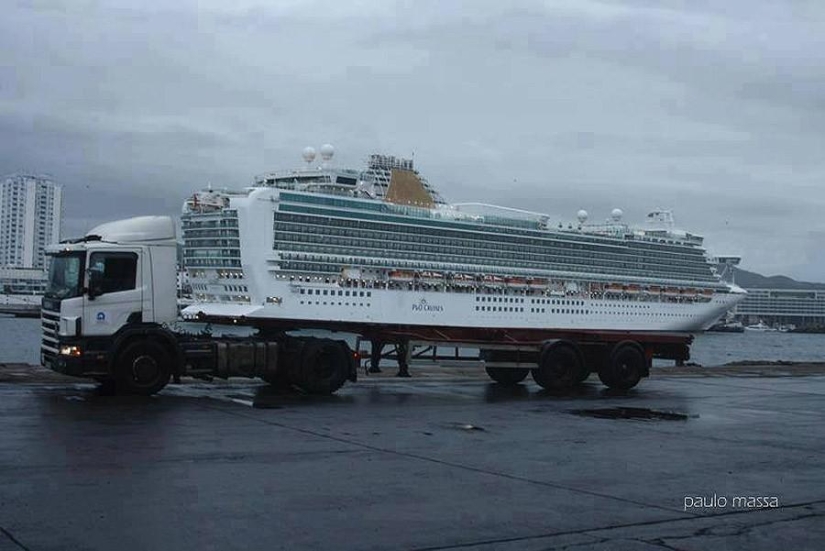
[476,296,525,304]
[276,205,706,259]
[181,216,238,229]
[185,259,242,268]
[273,213,713,277]
[275,232,712,280]
[299,300,371,307]
[182,229,240,238]
[299,289,371,298]
[183,239,240,248]
[183,249,241,258]
[279,194,703,250]
[275,242,713,283]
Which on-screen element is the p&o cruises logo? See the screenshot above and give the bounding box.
[412,298,443,313]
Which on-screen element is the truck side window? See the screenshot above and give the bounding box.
[88,252,138,294]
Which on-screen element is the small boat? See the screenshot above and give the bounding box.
[744,321,778,332]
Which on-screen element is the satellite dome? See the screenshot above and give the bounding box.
[577,209,588,223]
[320,143,335,161]
[611,208,623,222]
[302,146,317,163]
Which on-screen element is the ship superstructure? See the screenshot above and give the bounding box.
[181,146,745,331]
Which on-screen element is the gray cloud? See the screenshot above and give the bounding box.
[1,0,824,279]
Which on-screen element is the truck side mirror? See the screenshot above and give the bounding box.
[87,270,103,300]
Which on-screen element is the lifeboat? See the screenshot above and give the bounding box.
[626,285,641,294]
[528,277,549,289]
[698,288,714,301]
[604,284,624,294]
[649,285,662,295]
[506,276,528,288]
[663,287,680,297]
[452,273,475,286]
[420,271,444,280]
[482,274,505,286]
[681,288,698,299]
[388,270,415,282]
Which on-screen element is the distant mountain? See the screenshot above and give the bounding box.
[731,267,825,290]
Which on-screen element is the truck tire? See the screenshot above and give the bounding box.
[114,339,172,395]
[532,341,582,391]
[485,367,529,385]
[261,371,291,389]
[293,338,349,395]
[599,342,645,390]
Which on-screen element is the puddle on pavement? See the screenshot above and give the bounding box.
[569,407,691,421]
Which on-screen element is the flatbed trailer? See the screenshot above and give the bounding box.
[189,311,692,392]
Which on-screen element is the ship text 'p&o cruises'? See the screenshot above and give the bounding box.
[180,146,746,334]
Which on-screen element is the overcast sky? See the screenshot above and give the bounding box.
[2,0,824,280]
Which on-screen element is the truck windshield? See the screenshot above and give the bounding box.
[45,253,84,299]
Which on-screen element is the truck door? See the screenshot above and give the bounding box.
[82,250,143,336]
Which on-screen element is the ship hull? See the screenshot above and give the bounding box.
[182,282,744,333]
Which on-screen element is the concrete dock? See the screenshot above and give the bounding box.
[0,363,823,550]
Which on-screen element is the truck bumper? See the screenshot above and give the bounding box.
[43,338,111,379]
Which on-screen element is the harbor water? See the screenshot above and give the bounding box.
[3,315,823,368]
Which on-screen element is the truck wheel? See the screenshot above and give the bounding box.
[261,371,291,389]
[600,342,645,390]
[485,367,529,385]
[293,338,349,395]
[532,342,582,391]
[115,340,172,395]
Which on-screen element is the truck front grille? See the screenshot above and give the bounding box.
[41,308,59,366]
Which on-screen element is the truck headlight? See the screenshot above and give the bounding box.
[59,345,82,357]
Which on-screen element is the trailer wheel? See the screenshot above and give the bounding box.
[485,367,529,385]
[532,341,582,390]
[575,366,591,384]
[293,338,349,395]
[600,342,645,390]
[115,339,172,395]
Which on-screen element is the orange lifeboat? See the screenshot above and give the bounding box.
[388,270,415,282]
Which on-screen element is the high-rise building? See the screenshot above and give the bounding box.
[0,174,63,270]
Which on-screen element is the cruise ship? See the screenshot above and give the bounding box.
[180,146,746,332]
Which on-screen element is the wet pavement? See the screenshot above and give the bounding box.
[0,371,823,550]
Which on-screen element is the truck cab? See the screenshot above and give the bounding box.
[41,216,178,386]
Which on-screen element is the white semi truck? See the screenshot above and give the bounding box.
[40,216,358,395]
[41,216,693,396]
